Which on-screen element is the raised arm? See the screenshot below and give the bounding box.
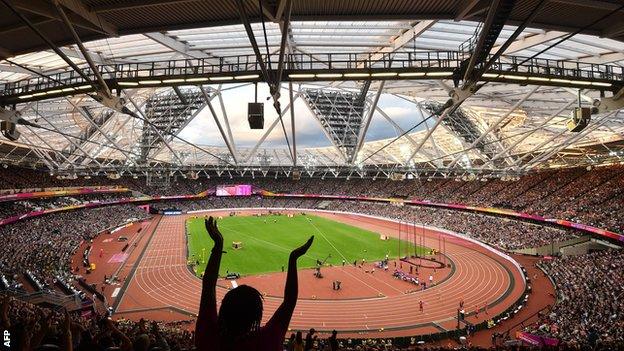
[268,236,314,332]
[105,318,133,351]
[62,310,73,351]
[29,310,51,349]
[195,217,224,349]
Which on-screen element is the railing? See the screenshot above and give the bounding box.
[502,304,553,338]
[459,22,483,57]
[1,51,622,104]
[1,288,88,312]
[0,51,460,96]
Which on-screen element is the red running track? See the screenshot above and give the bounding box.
[114,210,526,338]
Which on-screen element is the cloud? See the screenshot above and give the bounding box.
[177,85,426,150]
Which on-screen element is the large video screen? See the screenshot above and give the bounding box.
[216,185,252,196]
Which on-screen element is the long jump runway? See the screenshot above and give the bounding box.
[114,210,526,338]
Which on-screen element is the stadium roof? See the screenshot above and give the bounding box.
[2,0,624,57]
[0,0,623,180]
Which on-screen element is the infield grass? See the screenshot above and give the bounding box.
[186,214,430,277]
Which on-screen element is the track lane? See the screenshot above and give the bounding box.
[116,210,525,337]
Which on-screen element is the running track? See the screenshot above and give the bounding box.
[114,209,526,337]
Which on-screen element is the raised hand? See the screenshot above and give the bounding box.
[204,217,224,246]
[271,235,315,330]
[290,236,314,260]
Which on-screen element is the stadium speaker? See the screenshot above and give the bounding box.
[292,170,301,180]
[248,102,264,129]
[1,121,20,141]
[567,107,591,132]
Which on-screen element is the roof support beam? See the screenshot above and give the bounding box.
[216,86,236,156]
[67,99,136,164]
[289,81,297,166]
[1,0,98,89]
[405,107,451,165]
[462,0,501,82]
[353,81,383,164]
[455,0,489,21]
[18,134,57,170]
[393,94,471,155]
[275,0,288,23]
[362,20,436,66]
[518,111,616,170]
[479,100,576,169]
[420,110,445,164]
[0,145,18,162]
[13,0,116,36]
[58,47,113,65]
[0,63,44,75]
[55,3,112,100]
[30,107,103,167]
[578,52,624,64]
[144,32,210,59]
[56,0,117,35]
[330,20,434,90]
[15,149,36,165]
[492,31,567,54]
[199,85,238,165]
[447,85,540,168]
[372,104,438,162]
[259,3,277,22]
[85,107,135,166]
[22,124,74,167]
[274,0,292,90]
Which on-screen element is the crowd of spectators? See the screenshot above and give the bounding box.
[156,197,577,251]
[537,250,624,346]
[0,295,195,350]
[323,201,577,251]
[3,292,620,350]
[1,164,623,349]
[0,167,210,196]
[0,205,149,278]
[0,192,133,220]
[4,164,623,232]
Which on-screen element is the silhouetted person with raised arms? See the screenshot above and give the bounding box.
[195,217,314,351]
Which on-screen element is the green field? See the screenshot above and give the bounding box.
[186,214,430,277]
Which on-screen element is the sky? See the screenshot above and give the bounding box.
[177,83,427,150]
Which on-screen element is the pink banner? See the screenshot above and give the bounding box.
[516,331,559,346]
[107,253,129,263]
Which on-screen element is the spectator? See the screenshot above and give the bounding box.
[195,217,314,350]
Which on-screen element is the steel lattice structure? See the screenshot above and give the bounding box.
[1,1,624,180]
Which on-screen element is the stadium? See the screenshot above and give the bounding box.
[0,0,623,350]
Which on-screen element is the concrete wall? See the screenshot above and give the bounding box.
[512,235,591,256]
[560,240,618,256]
